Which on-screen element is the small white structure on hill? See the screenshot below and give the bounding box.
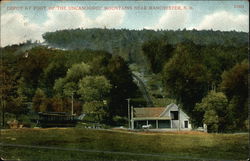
[131,103,192,130]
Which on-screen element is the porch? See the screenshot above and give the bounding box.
[132,117,172,129]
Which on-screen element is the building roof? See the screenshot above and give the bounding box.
[133,117,171,120]
[134,107,165,118]
[133,104,189,120]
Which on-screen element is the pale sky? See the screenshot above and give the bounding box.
[1,0,249,47]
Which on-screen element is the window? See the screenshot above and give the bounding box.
[170,111,178,120]
[184,121,188,128]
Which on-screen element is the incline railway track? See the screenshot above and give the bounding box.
[132,72,154,107]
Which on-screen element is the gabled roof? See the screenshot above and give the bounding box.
[159,103,178,117]
[134,107,165,118]
[133,104,189,120]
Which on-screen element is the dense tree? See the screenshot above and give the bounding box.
[83,101,108,123]
[18,47,51,89]
[49,96,64,112]
[194,91,229,132]
[53,62,91,98]
[201,45,248,86]
[0,63,15,107]
[220,60,248,130]
[43,28,248,65]
[105,56,138,119]
[78,76,111,102]
[65,63,91,83]
[43,60,68,95]
[142,38,174,73]
[203,110,219,132]
[88,54,111,75]
[0,62,28,121]
[160,40,247,128]
[53,62,113,121]
[220,60,248,100]
[8,78,29,118]
[32,88,47,112]
[77,76,111,123]
[162,43,211,125]
[53,78,66,96]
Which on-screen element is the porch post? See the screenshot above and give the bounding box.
[156,120,158,129]
[131,120,134,129]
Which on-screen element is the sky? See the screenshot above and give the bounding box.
[1,0,249,47]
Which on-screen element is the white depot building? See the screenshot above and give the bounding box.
[131,103,192,130]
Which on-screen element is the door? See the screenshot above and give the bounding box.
[158,120,171,128]
[184,120,188,128]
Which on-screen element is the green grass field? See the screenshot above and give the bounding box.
[0,128,249,160]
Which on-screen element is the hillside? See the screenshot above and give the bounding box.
[1,28,248,131]
[42,28,248,66]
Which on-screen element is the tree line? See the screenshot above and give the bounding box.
[1,45,140,125]
[142,38,248,132]
[1,28,248,132]
[42,28,248,67]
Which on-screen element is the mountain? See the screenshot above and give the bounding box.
[42,28,248,66]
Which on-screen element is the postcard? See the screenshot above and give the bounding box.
[0,0,249,160]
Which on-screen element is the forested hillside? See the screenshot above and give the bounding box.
[1,44,141,125]
[42,28,248,66]
[1,28,248,132]
[141,36,248,132]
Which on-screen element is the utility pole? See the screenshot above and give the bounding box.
[131,106,134,129]
[178,105,180,131]
[1,100,5,128]
[1,62,6,128]
[71,92,74,115]
[126,98,130,129]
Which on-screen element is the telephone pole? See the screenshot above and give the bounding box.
[131,106,134,129]
[71,92,74,115]
[178,105,180,131]
[1,100,5,128]
[126,98,130,129]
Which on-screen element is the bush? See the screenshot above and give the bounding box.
[18,114,36,128]
[113,115,127,126]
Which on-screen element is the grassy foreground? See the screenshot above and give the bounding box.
[0,128,249,160]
